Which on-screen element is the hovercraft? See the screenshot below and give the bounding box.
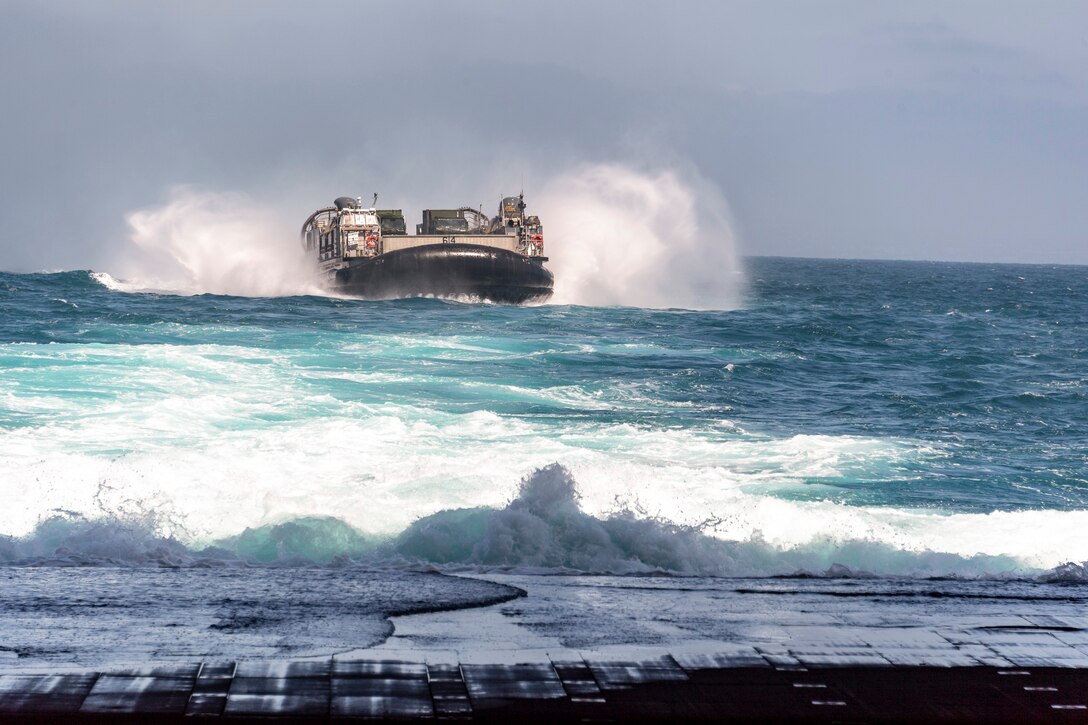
[301,194,553,303]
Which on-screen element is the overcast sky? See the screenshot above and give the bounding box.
[2,0,1086,270]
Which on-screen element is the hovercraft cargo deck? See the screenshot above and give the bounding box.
[301,195,553,303]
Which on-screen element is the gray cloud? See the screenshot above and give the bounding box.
[1,0,1086,271]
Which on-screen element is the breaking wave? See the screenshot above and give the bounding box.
[0,513,370,567]
[2,464,1083,581]
[392,464,1060,579]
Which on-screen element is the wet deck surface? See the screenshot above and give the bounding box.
[4,575,1088,720]
[2,656,1087,722]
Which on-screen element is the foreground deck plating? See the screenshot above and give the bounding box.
[2,658,1087,722]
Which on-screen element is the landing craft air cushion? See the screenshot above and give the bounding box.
[301,195,553,303]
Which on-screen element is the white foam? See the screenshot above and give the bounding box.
[89,271,130,291]
[2,338,1086,574]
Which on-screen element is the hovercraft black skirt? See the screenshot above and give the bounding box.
[330,243,553,304]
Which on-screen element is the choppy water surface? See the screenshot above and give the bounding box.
[1,258,1086,576]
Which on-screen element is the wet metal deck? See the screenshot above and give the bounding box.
[4,576,1088,720]
[2,656,1087,722]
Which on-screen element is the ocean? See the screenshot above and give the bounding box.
[1,257,1086,578]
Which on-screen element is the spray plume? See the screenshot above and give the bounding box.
[112,187,323,297]
[107,164,743,307]
[537,164,744,309]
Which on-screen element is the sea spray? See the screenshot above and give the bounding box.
[537,163,744,309]
[0,512,199,566]
[115,187,324,297]
[105,162,743,308]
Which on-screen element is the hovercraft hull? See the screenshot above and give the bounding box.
[331,243,554,304]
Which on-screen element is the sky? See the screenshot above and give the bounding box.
[1,0,1086,271]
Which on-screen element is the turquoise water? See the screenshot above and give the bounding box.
[1,258,1086,575]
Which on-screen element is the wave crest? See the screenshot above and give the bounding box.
[3,465,1085,581]
[394,464,1057,579]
